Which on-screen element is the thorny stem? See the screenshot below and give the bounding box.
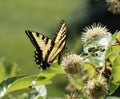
[83,55,90,60]
[101,62,111,78]
[85,62,111,78]
[116,38,120,45]
[111,38,120,46]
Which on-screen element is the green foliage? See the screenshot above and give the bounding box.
[105,32,120,95]
[109,80,119,95]
[106,32,120,62]
[84,62,96,79]
[1,29,120,98]
[108,55,120,95]
[0,0,80,75]
[35,62,64,86]
[0,76,25,97]
[81,31,120,98]
[0,58,20,82]
[112,55,120,82]
[0,60,64,98]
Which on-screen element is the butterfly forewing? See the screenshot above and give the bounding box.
[25,30,54,67]
[32,32,53,59]
[48,20,67,62]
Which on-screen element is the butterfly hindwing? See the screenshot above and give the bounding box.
[25,20,67,69]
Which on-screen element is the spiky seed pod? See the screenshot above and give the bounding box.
[106,0,120,14]
[85,77,108,99]
[61,54,83,75]
[82,23,109,43]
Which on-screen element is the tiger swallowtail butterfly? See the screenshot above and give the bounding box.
[25,20,67,69]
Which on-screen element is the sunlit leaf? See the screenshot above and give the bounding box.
[84,62,96,79]
[106,45,120,62]
[37,61,64,80]
[112,55,120,83]
[109,80,119,95]
[35,77,52,86]
[0,75,50,98]
[0,76,25,98]
[112,31,120,40]
[106,31,120,61]
[6,75,36,94]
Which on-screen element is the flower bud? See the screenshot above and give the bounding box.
[82,23,110,43]
[61,54,83,75]
[107,0,120,14]
[85,77,108,99]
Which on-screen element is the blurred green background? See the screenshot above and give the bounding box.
[0,0,81,98]
[0,0,80,75]
[0,0,120,98]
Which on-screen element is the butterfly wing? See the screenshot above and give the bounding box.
[47,20,67,63]
[25,30,54,69]
[25,20,67,69]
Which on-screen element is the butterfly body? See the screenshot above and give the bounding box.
[25,20,67,69]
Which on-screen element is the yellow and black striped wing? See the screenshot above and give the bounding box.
[25,30,54,69]
[25,20,67,69]
[48,20,67,63]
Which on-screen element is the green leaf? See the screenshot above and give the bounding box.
[0,76,25,97]
[0,75,49,98]
[0,62,6,82]
[9,63,19,77]
[35,61,64,86]
[6,75,36,94]
[106,31,120,62]
[0,58,19,78]
[112,31,120,40]
[106,45,120,62]
[37,61,64,80]
[0,74,52,98]
[35,75,52,86]
[109,80,119,95]
[0,60,65,97]
[84,62,96,79]
[112,55,120,83]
